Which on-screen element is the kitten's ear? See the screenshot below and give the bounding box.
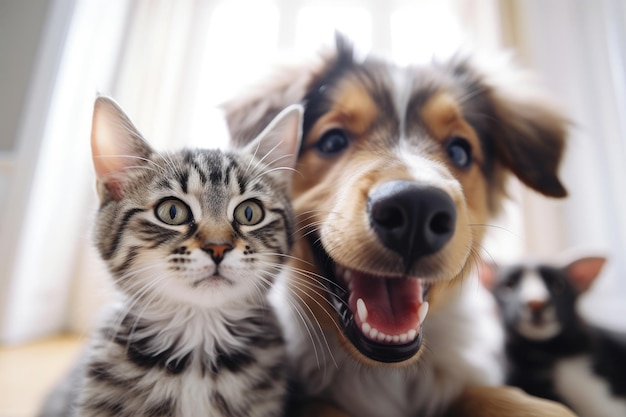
[243,104,303,174]
[91,96,153,201]
[563,256,607,293]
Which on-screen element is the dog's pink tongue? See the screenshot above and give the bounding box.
[348,272,423,337]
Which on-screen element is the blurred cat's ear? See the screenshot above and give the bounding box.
[564,256,607,292]
[243,104,303,175]
[91,96,153,201]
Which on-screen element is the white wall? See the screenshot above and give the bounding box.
[0,0,50,241]
[0,1,50,151]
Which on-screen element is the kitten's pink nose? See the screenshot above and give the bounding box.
[202,243,233,264]
[527,300,546,312]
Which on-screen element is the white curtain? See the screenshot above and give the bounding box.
[1,0,623,344]
[503,0,626,330]
[0,0,131,343]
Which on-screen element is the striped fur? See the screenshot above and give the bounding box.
[70,98,302,417]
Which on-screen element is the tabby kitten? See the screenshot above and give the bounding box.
[76,96,302,417]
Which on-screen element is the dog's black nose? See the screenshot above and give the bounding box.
[368,180,456,268]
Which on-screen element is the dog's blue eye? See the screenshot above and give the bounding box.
[446,137,472,169]
[315,129,349,156]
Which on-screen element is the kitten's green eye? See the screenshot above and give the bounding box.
[155,198,191,225]
[234,199,265,226]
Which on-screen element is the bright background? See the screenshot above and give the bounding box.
[1,0,625,345]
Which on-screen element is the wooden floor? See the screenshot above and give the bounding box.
[0,334,85,417]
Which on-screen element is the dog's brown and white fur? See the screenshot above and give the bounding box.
[222,37,574,417]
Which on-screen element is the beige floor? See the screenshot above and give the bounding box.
[0,334,85,417]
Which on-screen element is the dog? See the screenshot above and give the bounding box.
[222,36,576,417]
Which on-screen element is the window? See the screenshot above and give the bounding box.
[296,5,372,52]
[391,3,466,64]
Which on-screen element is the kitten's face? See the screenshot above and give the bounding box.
[489,256,605,341]
[96,149,294,307]
[90,97,302,308]
[492,265,575,340]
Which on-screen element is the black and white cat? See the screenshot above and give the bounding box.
[482,255,626,417]
[43,96,302,417]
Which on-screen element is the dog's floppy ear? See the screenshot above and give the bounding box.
[485,71,568,198]
[448,57,569,199]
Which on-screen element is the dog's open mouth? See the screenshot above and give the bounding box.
[311,238,429,363]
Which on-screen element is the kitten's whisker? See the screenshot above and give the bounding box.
[125,278,167,326]
[108,269,169,344]
[258,166,300,177]
[249,139,285,175]
[258,262,342,367]
[257,153,292,171]
[469,223,520,239]
[286,273,349,312]
[281,289,325,368]
[156,150,186,182]
[262,263,337,297]
[260,256,345,292]
[282,284,337,368]
[292,221,325,237]
[243,139,263,178]
[301,227,323,239]
[296,208,335,215]
[293,214,322,226]
[107,264,166,340]
[95,154,162,169]
[261,252,316,267]
[98,166,158,181]
[254,276,278,307]
[254,152,302,179]
[126,276,171,349]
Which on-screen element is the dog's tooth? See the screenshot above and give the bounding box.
[418,301,429,324]
[392,335,400,343]
[362,322,371,334]
[369,328,379,339]
[356,298,368,323]
[407,329,417,341]
[377,332,387,342]
[399,333,408,343]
